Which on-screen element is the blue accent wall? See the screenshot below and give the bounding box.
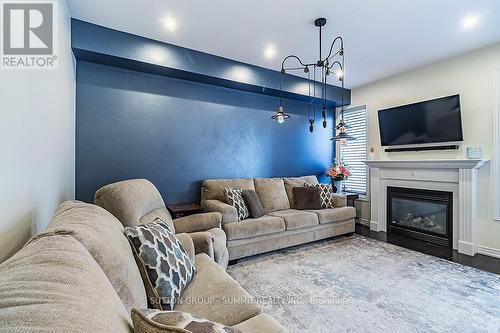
[76,61,334,204]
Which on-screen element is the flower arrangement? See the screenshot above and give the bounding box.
[326,161,351,181]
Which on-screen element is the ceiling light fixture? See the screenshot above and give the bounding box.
[462,14,480,30]
[264,44,277,60]
[162,16,178,32]
[273,17,355,142]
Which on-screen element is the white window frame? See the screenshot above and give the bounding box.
[336,105,370,199]
[493,70,500,221]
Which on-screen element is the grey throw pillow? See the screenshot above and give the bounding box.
[293,187,322,210]
[305,183,335,208]
[241,190,266,218]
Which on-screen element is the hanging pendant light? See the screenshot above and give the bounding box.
[271,71,291,124]
[271,105,291,124]
[274,17,356,141]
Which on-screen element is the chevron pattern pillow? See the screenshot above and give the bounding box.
[125,219,196,310]
[304,183,335,208]
[224,188,250,221]
[131,308,243,333]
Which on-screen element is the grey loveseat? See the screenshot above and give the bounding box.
[0,201,286,332]
[201,175,356,260]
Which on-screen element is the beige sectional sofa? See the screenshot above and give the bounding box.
[0,201,286,332]
[201,175,357,260]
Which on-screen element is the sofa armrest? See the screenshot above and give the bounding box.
[332,194,348,208]
[175,233,195,262]
[173,212,222,234]
[188,231,215,259]
[202,200,238,224]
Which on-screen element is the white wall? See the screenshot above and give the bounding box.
[0,0,75,262]
[351,42,500,253]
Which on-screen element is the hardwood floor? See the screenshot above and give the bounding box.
[355,224,500,275]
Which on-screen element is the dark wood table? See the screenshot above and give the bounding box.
[167,203,203,219]
[342,192,359,207]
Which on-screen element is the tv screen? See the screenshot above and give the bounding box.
[378,95,463,146]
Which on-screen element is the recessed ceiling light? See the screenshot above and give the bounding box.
[264,44,277,60]
[462,14,481,30]
[162,16,178,32]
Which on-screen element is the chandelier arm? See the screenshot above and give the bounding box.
[328,61,343,71]
[280,55,309,72]
[282,66,308,71]
[325,36,344,62]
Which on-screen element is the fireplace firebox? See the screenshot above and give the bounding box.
[387,187,452,247]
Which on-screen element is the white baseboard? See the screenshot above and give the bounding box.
[458,241,475,256]
[357,218,370,227]
[370,220,380,232]
[476,245,500,259]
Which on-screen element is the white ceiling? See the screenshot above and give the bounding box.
[67,0,500,88]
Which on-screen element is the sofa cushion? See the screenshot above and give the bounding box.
[293,186,322,210]
[241,190,266,218]
[308,207,356,224]
[201,178,255,202]
[305,183,335,208]
[46,201,147,312]
[267,209,319,231]
[0,235,133,333]
[232,313,287,333]
[125,220,196,310]
[175,254,261,326]
[131,308,242,333]
[283,175,319,208]
[254,178,290,212]
[224,188,250,221]
[223,215,286,241]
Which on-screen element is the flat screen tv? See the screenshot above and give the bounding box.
[378,95,463,146]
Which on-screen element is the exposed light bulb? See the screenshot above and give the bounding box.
[340,139,348,146]
[336,69,344,79]
[277,114,285,124]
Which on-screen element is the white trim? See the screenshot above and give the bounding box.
[357,218,370,227]
[367,160,489,256]
[493,69,500,221]
[476,245,500,259]
[336,105,368,195]
[364,159,489,169]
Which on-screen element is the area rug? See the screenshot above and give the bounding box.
[227,235,500,333]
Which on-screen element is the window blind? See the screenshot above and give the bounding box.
[340,106,367,195]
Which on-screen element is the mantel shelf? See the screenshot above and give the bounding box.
[364,159,490,170]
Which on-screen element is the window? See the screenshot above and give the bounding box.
[339,106,368,195]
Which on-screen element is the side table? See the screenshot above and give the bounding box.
[167,203,203,219]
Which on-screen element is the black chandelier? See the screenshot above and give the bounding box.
[272,18,355,142]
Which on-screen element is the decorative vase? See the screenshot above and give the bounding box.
[335,180,344,194]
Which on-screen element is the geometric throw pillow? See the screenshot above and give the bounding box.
[223,188,249,221]
[131,308,243,333]
[125,219,196,311]
[304,183,335,208]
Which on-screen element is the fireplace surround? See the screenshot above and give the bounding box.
[387,186,453,247]
[365,159,489,256]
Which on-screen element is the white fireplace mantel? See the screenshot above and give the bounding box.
[364,159,489,256]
